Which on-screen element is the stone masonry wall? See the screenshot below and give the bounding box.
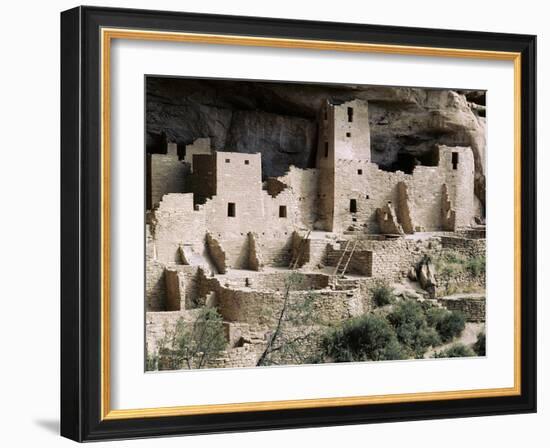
[149,143,187,209]
[329,146,475,234]
[327,237,443,281]
[439,296,486,322]
[325,247,373,276]
[216,285,363,329]
[440,235,486,259]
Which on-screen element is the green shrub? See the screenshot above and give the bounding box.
[321,314,405,362]
[172,307,227,369]
[434,343,475,358]
[465,256,486,277]
[146,353,159,371]
[472,331,486,356]
[371,282,395,307]
[387,300,441,358]
[426,307,466,342]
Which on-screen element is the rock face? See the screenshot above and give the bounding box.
[418,258,437,299]
[224,110,316,178]
[146,78,486,208]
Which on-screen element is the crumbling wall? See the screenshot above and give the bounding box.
[205,233,227,274]
[265,178,288,197]
[164,269,183,311]
[247,232,263,271]
[292,233,330,269]
[376,202,404,235]
[183,137,212,171]
[146,224,166,311]
[152,193,207,263]
[148,264,206,312]
[271,166,320,229]
[149,143,187,209]
[441,183,456,230]
[396,181,416,234]
[146,262,166,311]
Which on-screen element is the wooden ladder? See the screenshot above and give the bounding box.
[290,230,311,270]
[333,240,358,278]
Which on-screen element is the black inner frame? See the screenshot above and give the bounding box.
[61,6,536,442]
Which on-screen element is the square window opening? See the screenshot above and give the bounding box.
[279,205,287,218]
[227,202,236,217]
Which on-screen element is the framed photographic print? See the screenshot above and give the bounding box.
[60,6,537,442]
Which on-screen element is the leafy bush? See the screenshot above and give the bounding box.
[387,300,441,358]
[426,307,466,342]
[434,251,486,279]
[150,306,230,370]
[371,282,395,307]
[434,343,475,358]
[472,331,486,356]
[321,314,405,362]
[146,353,159,371]
[465,256,486,277]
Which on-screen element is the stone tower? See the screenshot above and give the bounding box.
[316,99,371,231]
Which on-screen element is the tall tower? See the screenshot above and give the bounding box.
[316,99,371,231]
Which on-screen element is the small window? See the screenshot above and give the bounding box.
[452,152,459,170]
[244,160,249,165]
[225,158,230,163]
[346,132,351,138]
[227,202,236,217]
[324,142,329,158]
[347,107,353,122]
[279,205,287,218]
[352,217,357,222]
[357,169,363,175]
[366,194,370,199]
[350,199,357,213]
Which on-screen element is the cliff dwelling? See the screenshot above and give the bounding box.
[145,83,487,370]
